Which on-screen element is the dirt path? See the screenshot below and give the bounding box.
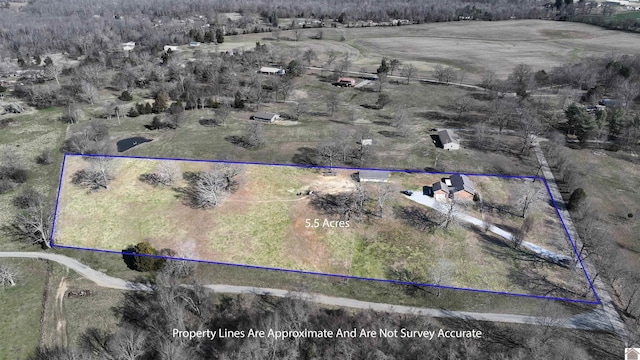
[54,270,68,348]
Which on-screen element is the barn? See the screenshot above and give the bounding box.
[252,112,280,123]
[358,170,390,183]
[438,129,460,150]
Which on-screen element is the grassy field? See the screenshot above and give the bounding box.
[54,157,591,301]
[0,259,48,360]
[184,20,640,83]
[559,148,640,267]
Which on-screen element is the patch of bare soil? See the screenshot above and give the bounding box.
[307,171,357,194]
[54,271,68,348]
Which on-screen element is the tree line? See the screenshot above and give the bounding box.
[0,0,552,59]
[27,268,601,359]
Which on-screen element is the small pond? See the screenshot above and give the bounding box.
[117,137,152,152]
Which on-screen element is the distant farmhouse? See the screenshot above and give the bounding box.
[259,66,286,75]
[438,129,460,150]
[252,112,280,123]
[431,174,476,202]
[336,77,356,87]
[189,41,201,47]
[163,45,179,52]
[358,170,390,183]
[121,42,136,51]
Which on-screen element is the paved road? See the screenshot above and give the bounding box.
[403,192,572,264]
[0,251,611,331]
[530,137,628,339]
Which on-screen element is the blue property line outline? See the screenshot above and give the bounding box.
[49,153,67,250]
[50,153,600,305]
[540,178,600,304]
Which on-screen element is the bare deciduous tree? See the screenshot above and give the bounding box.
[11,190,53,248]
[244,122,265,149]
[72,157,114,190]
[326,93,339,116]
[429,259,455,297]
[453,96,472,120]
[400,63,417,84]
[440,198,458,230]
[79,80,99,104]
[393,105,410,137]
[189,168,232,209]
[434,64,455,84]
[0,263,18,287]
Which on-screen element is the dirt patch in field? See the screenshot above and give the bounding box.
[307,170,357,194]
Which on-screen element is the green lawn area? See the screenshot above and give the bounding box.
[0,259,48,360]
[613,11,640,21]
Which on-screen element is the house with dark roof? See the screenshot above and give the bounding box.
[438,129,460,150]
[432,181,450,202]
[358,170,390,183]
[431,174,475,202]
[252,112,280,123]
[450,174,475,200]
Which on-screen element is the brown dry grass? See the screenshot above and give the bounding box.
[54,157,591,300]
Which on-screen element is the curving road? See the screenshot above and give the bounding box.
[0,251,615,332]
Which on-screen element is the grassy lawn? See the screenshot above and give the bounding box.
[559,148,640,267]
[63,278,125,348]
[55,157,591,301]
[0,259,48,360]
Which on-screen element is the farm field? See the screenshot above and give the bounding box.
[183,20,640,83]
[53,156,593,301]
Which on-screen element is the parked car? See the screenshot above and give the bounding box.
[401,190,413,196]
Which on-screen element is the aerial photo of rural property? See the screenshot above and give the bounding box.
[53,156,590,301]
[1,0,640,359]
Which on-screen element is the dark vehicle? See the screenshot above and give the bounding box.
[401,190,413,196]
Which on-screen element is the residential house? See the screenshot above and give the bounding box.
[163,45,179,52]
[431,174,476,202]
[432,181,451,202]
[336,77,356,87]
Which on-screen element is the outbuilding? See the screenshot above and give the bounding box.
[252,112,280,123]
[259,66,286,75]
[358,170,390,183]
[438,129,460,150]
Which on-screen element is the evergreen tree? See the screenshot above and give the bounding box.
[568,188,587,211]
[233,91,244,109]
[118,90,133,101]
[131,242,164,272]
[377,58,390,74]
[152,94,169,114]
[608,108,625,138]
[215,28,225,44]
[127,107,139,117]
[203,29,214,43]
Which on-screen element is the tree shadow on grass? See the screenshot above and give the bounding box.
[393,205,439,232]
[378,130,403,138]
[122,246,136,270]
[291,147,319,166]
